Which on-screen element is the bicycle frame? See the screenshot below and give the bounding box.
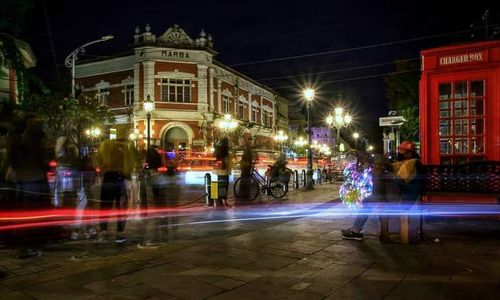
[250,168,269,188]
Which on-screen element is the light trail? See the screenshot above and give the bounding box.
[1,201,499,231]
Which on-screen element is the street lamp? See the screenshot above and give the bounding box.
[218,114,238,133]
[326,107,352,156]
[143,94,155,152]
[294,136,308,147]
[352,132,360,150]
[303,88,315,190]
[65,35,114,98]
[274,130,288,152]
[85,127,101,156]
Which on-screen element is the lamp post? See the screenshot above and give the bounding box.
[65,35,114,98]
[352,132,360,150]
[143,95,155,152]
[274,130,288,152]
[326,107,352,157]
[85,127,101,157]
[294,136,308,147]
[303,88,315,190]
[218,114,238,135]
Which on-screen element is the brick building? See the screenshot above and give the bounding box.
[75,24,288,152]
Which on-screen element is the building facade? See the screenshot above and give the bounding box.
[0,37,37,104]
[420,40,500,165]
[75,24,286,152]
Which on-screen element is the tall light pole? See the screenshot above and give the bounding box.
[326,107,352,157]
[65,35,114,98]
[85,127,101,157]
[303,88,315,190]
[274,130,288,152]
[352,132,360,150]
[143,95,155,152]
[218,114,238,135]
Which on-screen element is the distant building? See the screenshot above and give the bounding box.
[288,104,306,142]
[311,127,333,147]
[75,24,289,151]
[311,126,351,153]
[0,36,37,104]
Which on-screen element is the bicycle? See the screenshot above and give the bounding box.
[233,165,288,200]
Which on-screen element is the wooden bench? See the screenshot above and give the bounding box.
[380,161,500,244]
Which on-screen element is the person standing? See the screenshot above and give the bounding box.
[214,137,232,207]
[5,117,51,257]
[341,151,390,241]
[138,147,163,249]
[95,139,135,243]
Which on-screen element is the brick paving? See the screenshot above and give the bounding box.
[1,184,499,299]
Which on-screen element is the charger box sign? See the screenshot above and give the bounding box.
[438,51,487,67]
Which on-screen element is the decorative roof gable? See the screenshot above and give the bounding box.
[158,24,194,45]
[134,24,214,49]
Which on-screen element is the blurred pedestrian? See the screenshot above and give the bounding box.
[95,139,135,243]
[391,141,422,242]
[53,136,78,208]
[341,151,390,241]
[214,137,232,207]
[70,155,98,240]
[5,117,51,257]
[138,147,163,249]
[392,141,422,202]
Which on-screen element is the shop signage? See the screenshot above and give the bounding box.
[192,139,205,146]
[379,116,406,127]
[161,50,190,59]
[438,51,486,67]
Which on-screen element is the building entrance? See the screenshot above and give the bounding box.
[164,127,189,151]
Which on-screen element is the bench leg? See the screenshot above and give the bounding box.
[419,214,423,241]
[380,216,389,241]
[400,215,409,244]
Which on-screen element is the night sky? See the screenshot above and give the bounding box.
[16,0,496,144]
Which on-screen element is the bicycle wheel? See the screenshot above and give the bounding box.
[269,178,287,198]
[233,176,260,200]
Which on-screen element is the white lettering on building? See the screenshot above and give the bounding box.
[161,50,190,59]
[439,52,484,66]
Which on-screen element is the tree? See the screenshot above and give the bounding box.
[23,93,115,157]
[385,60,420,142]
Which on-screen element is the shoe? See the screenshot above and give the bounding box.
[95,231,108,243]
[341,229,364,241]
[115,235,128,244]
[84,227,97,239]
[17,248,43,259]
[70,232,80,240]
[137,241,159,249]
[84,231,97,239]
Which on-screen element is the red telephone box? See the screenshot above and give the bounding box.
[420,40,500,165]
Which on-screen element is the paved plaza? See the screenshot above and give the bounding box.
[1,184,499,299]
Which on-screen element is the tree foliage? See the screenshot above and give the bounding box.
[385,60,420,142]
[23,93,115,156]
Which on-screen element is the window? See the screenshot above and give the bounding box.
[238,102,245,119]
[96,88,109,105]
[438,80,485,164]
[223,95,230,114]
[161,79,191,102]
[124,84,134,106]
[263,110,272,127]
[251,106,260,123]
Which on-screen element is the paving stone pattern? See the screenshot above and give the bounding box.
[1,184,499,299]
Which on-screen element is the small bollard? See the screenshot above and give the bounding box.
[204,173,213,206]
[301,170,306,187]
[294,170,299,189]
